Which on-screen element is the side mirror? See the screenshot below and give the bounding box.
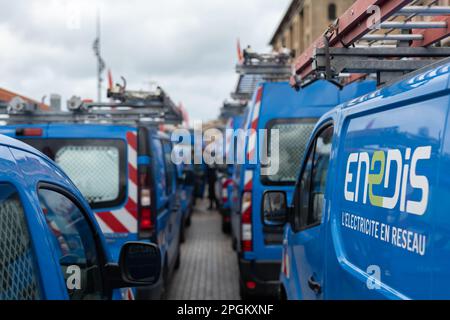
[105,242,161,289]
[262,191,287,227]
[120,242,162,286]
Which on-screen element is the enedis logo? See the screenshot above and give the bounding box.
[344,146,432,216]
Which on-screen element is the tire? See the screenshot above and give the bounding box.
[174,251,181,270]
[222,220,231,234]
[239,280,251,301]
[174,239,181,270]
[185,213,192,227]
[279,285,287,301]
[180,224,186,244]
[232,237,237,251]
[160,262,169,300]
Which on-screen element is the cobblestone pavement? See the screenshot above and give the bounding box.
[167,200,240,300]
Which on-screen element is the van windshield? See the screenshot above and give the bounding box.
[262,119,317,185]
[19,139,127,209]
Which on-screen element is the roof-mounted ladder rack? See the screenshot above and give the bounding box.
[0,86,183,125]
[291,0,450,89]
[219,100,248,120]
[233,50,292,101]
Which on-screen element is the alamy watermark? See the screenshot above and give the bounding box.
[170,124,281,176]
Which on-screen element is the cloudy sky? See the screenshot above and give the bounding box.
[0,0,290,122]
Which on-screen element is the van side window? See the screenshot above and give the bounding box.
[294,125,334,231]
[311,126,333,224]
[162,142,175,194]
[38,188,105,300]
[152,138,167,200]
[0,184,41,300]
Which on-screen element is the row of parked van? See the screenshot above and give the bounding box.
[217,57,450,300]
[0,92,197,300]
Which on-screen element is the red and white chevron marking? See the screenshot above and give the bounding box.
[247,86,263,162]
[244,170,253,192]
[95,131,138,234]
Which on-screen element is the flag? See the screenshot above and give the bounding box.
[93,38,100,56]
[107,69,113,90]
[237,38,244,64]
[93,37,105,73]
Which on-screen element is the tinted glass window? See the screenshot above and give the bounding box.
[163,142,175,194]
[20,139,126,209]
[0,184,41,300]
[295,143,314,230]
[310,126,333,225]
[38,188,104,300]
[152,138,167,203]
[294,126,334,231]
[263,120,316,184]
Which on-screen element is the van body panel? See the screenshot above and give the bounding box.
[282,62,450,300]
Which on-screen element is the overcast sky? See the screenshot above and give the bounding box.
[0,0,290,122]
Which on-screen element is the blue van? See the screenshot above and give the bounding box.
[0,94,184,299]
[277,61,450,300]
[219,114,245,234]
[0,134,161,300]
[176,162,195,235]
[229,80,350,299]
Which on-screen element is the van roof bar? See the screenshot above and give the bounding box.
[0,87,183,125]
[291,0,450,88]
[233,49,292,101]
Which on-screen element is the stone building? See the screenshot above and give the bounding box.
[269,0,356,57]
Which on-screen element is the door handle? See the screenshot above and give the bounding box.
[308,276,322,295]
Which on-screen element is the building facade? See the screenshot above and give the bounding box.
[270,0,356,57]
[270,0,449,58]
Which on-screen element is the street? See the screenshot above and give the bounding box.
[167,200,240,300]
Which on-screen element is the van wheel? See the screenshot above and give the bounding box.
[186,214,192,227]
[222,220,231,234]
[239,280,251,300]
[232,237,237,251]
[180,225,186,244]
[160,263,169,300]
[279,285,287,301]
[174,243,181,270]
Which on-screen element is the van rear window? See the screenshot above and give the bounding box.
[262,119,317,185]
[19,139,127,209]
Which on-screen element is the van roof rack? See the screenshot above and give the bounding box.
[232,49,293,101]
[0,86,183,125]
[291,0,450,89]
[219,100,248,120]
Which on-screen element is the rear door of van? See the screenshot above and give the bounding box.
[11,124,137,262]
[327,65,450,299]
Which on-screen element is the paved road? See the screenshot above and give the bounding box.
[167,200,240,300]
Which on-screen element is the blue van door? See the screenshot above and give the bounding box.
[288,124,334,300]
[162,140,180,266]
[151,138,171,260]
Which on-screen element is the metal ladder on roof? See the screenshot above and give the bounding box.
[0,85,184,125]
[232,48,293,101]
[292,0,450,88]
[219,100,248,120]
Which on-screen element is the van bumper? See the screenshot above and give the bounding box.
[238,258,281,299]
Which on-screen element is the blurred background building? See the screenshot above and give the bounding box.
[0,87,49,110]
[270,0,450,58]
[269,0,356,57]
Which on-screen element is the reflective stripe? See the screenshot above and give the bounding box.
[244,170,253,191]
[96,131,139,234]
